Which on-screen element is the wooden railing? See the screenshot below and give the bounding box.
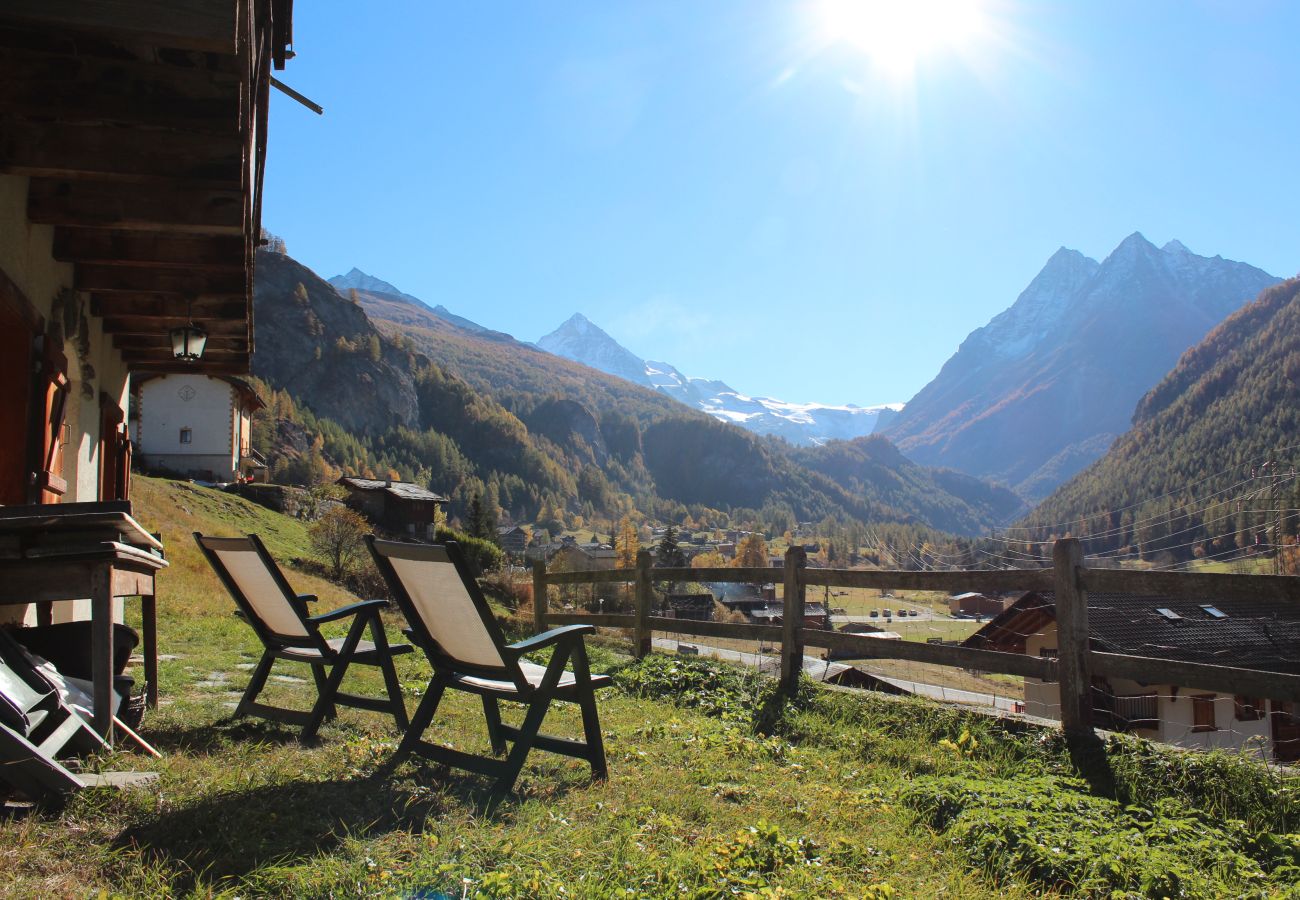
[533,538,1300,739]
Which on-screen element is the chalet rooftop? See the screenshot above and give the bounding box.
[966,590,1300,675]
[337,477,447,503]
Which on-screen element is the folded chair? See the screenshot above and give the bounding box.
[367,537,610,808]
[194,533,411,741]
[0,628,120,801]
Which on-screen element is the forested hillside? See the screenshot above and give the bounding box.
[1013,276,1300,563]
[247,248,1024,539]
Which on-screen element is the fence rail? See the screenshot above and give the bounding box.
[532,539,1300,738]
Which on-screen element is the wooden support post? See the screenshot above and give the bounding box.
[531,560,547,635]
[780,546,807,694]
[1053,538,1094,739]
[633,549,653,659]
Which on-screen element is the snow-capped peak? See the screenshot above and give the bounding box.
[537,314,902,446]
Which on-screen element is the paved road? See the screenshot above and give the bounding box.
[653,637,1021,714]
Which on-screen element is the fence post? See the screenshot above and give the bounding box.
[780,546,807,694]
[1052,538,1094,739]
[634,549,653,659]
[531,559,547,635]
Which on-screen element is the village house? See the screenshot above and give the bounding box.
[336,477,447,541]
[948,591,1010,618]
[664,594,715,622]
[496,524,529,556]
[965,591,1300,762]
[133,373,266,483]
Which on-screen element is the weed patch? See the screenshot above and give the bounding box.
[900,773,1300,898]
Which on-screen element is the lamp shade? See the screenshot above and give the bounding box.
[170,322,208,361]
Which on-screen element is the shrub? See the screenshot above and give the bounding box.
[900,773,1297,897]
[435,526,503,575]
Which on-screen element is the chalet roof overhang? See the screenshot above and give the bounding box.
[0,0,295,375]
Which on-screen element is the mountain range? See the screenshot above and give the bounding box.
[239,251,1026,537]
[537,314,903,446]
[882,233,1280,500]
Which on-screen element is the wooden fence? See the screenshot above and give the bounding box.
[532,538,1300,739]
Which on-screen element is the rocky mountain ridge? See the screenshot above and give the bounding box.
[882,233,1280,500]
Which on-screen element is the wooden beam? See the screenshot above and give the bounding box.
[803,629,1057,680]
[128,361,249,376]
[101,316,248,337]
[800,567,1056,594]
[28,179,244,233]
[0,2,239,55]
[121,348,245,363]
[75,264,245,294]
[113,334,247,352]
[1090,652,1300,705]
[53,228,245,269]
[1081,568,1300,605]
[0,118,242,185]
[90,295,246,319]
[0,48,239,132]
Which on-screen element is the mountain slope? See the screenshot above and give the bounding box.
[1018,276,1300,558]
[883,235,1280,500]
[538,313,901,446]
[326,263,1016,535]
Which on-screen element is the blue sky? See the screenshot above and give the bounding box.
[262,1,1299,406]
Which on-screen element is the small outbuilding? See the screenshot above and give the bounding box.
[336,477,447,541]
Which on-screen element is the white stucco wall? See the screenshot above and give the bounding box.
[137,374,238,480]
[1,173,130,625]
[1019,619,1275,758]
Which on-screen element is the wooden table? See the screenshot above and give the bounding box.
[0,505,167,741]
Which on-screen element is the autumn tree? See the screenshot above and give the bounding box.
[733,532,769,569]
[309,505,369,581]
[615,515,639,569]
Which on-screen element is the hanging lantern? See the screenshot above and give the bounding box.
[170,299,207,361]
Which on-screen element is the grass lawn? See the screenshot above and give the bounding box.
[2,479,1296,898]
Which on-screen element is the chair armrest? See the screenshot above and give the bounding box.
[507,624,595,655]
[297,593,319,604]
[308,598,389,624]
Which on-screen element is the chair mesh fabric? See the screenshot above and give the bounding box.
[211,545,310,638]
[388,555,506,669]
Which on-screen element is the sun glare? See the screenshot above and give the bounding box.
[817,0,987,78]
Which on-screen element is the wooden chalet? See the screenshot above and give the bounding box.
[336,477,448,542]
[965,591,1300,761]
[0,1,295,738]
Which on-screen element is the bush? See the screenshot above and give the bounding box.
[900,773,1298,897]
[435,526,503,575]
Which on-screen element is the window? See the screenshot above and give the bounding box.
[1199,604,1228,619]
[1234,696,1265,721]
[1156,607,1182,621]
[1191,694,1217,732]
[1037,647,1057,658]
[1115,694,1158,728]
[179,427,192,444]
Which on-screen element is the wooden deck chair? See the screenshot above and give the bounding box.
[0,628,125,801]
[367,537,610,808]
[194,533,411,741]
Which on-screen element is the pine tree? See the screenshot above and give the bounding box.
[615,515,639,569]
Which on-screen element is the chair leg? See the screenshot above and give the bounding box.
[487,692,552,811]
[569,640,607,779]
[482,696,506,756]
[235,650,276,719]
[390,677,446,770]
[577,682,607,780]
[368,612,409,731]
[309,663,337,719]
[302,615,368,742]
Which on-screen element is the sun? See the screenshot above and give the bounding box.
[816,0,987,78]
